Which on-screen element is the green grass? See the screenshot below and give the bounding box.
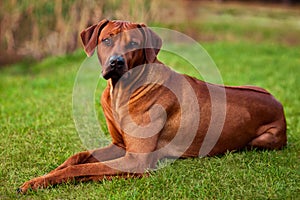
[1,2,300,199]
[0,40,299,199]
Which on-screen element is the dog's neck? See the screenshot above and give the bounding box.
[107,62,176,114]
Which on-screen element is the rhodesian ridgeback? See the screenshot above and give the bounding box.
[18,19,287,193]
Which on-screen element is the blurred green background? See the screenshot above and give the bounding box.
[1,0,300,65]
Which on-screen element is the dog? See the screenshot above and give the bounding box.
[18,19,287,193]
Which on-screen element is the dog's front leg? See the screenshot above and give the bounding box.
[48,144,125,174]
[18,152,156,194]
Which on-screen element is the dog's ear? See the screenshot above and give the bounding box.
[138,24,162,63]
[80,19,109,57]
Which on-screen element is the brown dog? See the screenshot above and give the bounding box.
[18,19,287,193]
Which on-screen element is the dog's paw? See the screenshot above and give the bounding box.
[16,187,23,194]
[17,177,47,194]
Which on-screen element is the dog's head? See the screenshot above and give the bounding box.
[80,19,162,81]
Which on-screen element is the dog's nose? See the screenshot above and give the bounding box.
[109,55,125,68]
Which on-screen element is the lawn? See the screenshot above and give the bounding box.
[0,40,299,199]
[1,4,300,199]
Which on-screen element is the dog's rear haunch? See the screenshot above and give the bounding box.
[18,19,286,193]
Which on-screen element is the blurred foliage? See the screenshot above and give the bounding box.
[0,0,162,63]
[0,0,300,65]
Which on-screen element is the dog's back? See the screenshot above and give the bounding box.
[182,75,286,157]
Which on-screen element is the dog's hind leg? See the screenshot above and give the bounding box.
[247,118,287,150]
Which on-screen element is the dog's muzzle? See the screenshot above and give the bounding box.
[102,55,126,80]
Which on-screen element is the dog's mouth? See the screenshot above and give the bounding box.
[102,68,118,80]
[102,55,129,80]
[102,65,128,80]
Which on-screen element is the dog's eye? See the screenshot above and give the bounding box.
[102,38,113,46]
[127,41,139,48]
